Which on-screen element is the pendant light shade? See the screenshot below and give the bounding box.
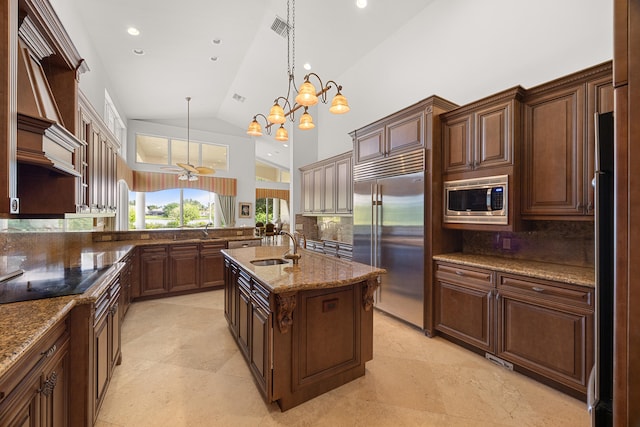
[329,92,350,114]
[275,124,289,141]
[267,102,286,124]
[247,118,263,136]
[298,108,315,130]
[295,80,319,106]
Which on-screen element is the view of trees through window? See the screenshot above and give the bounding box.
[129,188,215,229]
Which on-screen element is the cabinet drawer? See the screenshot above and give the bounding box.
[200,242,225,252]
[498,274,593,309]
[435,262,494,289]
[0,318,68,407]
[170,243,199,253]
[251,281,271,308]
[140,245,168,255]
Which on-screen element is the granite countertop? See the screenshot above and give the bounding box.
[433,253,595,288]
[0,235,262,379]
[222,245,385,294]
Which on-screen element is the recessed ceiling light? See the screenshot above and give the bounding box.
[283,144,289,147]
[132,49,145,55]
[127,27,140,36]
[212,38,221,45]
[267,153,273,157]
[210,56,218,62]
[356,0,367,8]
[303,63,311,71]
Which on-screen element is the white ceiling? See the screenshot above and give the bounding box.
[66,0,435,169]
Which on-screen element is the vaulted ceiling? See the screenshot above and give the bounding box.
[66,0,435,168]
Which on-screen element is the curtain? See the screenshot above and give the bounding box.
[132,171,237,195]
[217,194,236,227]
[255,188,289,202]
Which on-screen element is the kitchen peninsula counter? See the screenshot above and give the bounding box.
[222,246,385,411]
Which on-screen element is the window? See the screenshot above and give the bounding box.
[135,133,228,171]
[256,160,290,183]
[104,90,126,144]
[128,189,215,229]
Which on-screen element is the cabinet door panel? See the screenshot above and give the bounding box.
[302,170,313,213]
[169,246,199,292]
[312,167,323,213]
[435,280,493,352]
[323,163,335,213]
[250,301,271,398]
[497,295,592,392]
[386,112,423,155]
[443,115,472,173]
[94,318,109,411]
[476,103,511,168]
[522,86,584,216]
[201,251,224,288]
[354,128,384,163]
[140,247,168,296]
[336,157,352,214]
[237,285,251,360]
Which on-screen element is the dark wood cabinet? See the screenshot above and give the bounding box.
[200,241,225,289]
[249,281,272,397]
[69,267,122,426]
[169,243,199,292]
[0,317,69,427]
[93,274,121,417]
[224,258,239,337]
[120,252,134,319]
[442,87,523,176]
[521,62,612,219]
[434,262,495,353]
[434,259,594,399]
[139,245,169,297]
[237,272,251,360]
[353,110,425,163]
[496,274,594,397]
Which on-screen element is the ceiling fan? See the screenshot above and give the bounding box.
[165,97,215,181]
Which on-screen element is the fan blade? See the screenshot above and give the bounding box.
[176,162,199,173]
[195,166,215,175]
[161,166,181,172]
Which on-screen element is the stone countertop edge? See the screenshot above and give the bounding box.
[222,245,385,294]
[433,253,595,288]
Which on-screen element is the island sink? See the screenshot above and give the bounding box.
[250,258,289,266]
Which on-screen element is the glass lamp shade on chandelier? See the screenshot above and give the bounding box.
[246,0,350,142]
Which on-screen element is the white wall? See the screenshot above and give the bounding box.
[127,120,256,227]
[315,0,614,160]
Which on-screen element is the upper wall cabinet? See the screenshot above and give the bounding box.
[521,61,613,220]
[351,97,459,166]
[300,151,353,216]
[441,87,524,177]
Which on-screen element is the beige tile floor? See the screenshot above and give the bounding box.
[96,290,590,427]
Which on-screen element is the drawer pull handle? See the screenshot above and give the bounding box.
[41,344,57,358]
[40,371,58,396]
[532,287,545,292]
[455,270,465,276]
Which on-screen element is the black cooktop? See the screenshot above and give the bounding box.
[0,266,113,304]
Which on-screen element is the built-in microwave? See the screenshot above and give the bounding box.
[443,175,508,225]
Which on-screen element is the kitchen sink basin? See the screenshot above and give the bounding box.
[250,258,289,266]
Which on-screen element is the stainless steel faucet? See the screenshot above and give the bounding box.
[280,231,301,264]
[202,222,212,238]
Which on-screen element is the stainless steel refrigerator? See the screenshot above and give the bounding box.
[353,162,425,328]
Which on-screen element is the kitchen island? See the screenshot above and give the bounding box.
[222,245,385,411]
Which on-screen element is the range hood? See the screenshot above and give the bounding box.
[15,16,85,216]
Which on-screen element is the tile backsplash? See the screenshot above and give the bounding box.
[463,221,594,268]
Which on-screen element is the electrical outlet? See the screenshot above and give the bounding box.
[502,238,511,250]
[236,231,243,236]
[101,235,113,241]
[140,234,150,240]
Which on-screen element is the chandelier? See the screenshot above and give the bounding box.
[246,0,350,142]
